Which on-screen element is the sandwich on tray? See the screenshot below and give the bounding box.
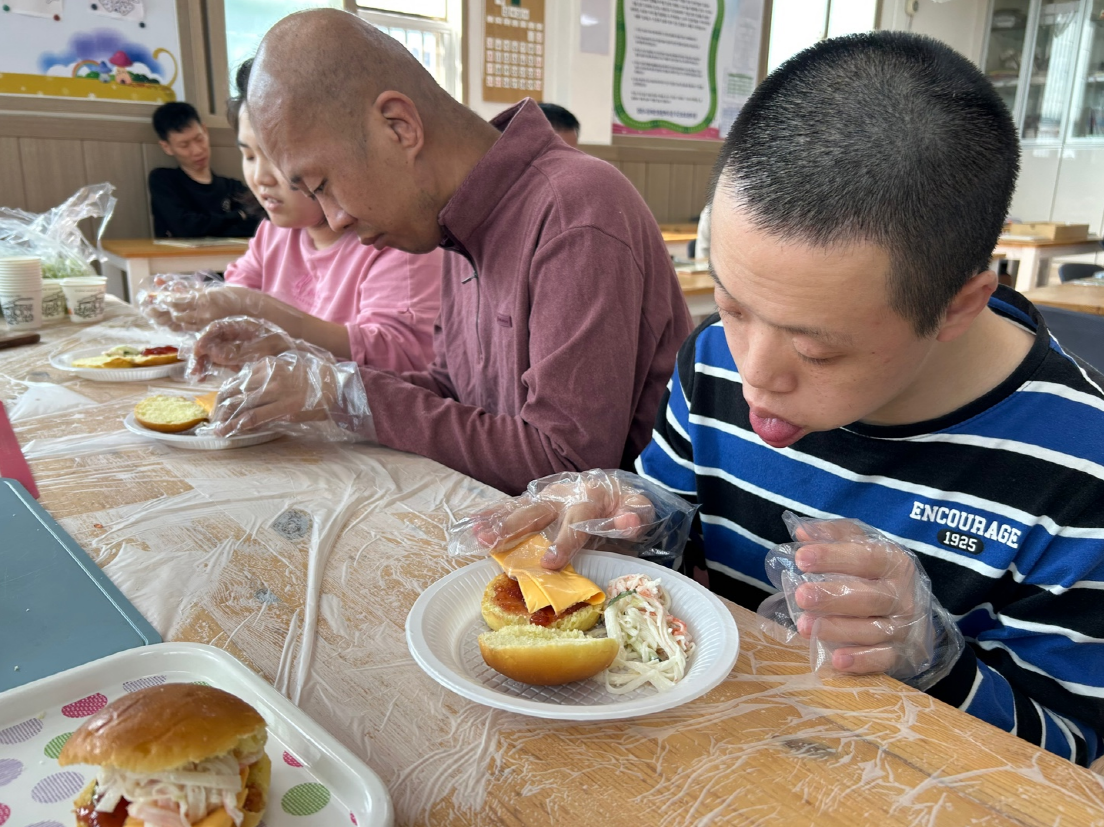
[58,682,271,827]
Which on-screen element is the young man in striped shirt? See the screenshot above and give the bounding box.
[476,32,1104,766]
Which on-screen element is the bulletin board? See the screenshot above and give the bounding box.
[482,0,544,104]
[0,0,184,104]
[613,0,762,140]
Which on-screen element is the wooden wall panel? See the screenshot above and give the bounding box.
[668,163,697,224]
[82,142,150,240]
[19,138,87,214]
[0,137,26,210]
[619,162,648,208]
[645,162,673,223]
[0,116,717,246]
[210,146,246,182]
[692,162,714,212]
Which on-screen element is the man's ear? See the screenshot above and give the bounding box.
[936,269,998,343]
[374,91,424,157]
[158,139,174,158]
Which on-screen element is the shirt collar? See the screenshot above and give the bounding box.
[437,98,558,259]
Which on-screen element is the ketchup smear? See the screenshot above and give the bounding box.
[76,795,128,827]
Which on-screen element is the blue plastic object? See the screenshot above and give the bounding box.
[0,478,161,692]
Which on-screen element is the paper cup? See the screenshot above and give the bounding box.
[0,288,43,330]
[40,282,66,322]
[60,276,107,324]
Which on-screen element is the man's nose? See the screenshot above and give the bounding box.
[740,329,797,394]
[322,202,356,233]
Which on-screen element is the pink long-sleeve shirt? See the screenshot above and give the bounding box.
[224,221,443,372]
[360,99,693,494]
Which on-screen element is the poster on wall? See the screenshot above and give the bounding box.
[613,0,762,140]
[0,0,182,104]
[483,0,544,104]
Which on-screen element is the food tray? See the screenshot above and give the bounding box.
[0,642,393,826]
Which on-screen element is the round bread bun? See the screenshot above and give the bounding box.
[480,573,602,633]
[58,683,266,773]
[479,625,620,685]
[134,395,208,433]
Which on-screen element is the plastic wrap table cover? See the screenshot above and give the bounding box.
[2,305,1103,826]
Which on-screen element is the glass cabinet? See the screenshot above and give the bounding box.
[985,1,1031,123]
[1069,0,1104,137]
[984,0,1103,143]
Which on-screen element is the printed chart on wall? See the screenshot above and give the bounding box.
[483,0,544,104]
[0,0,183,104]
[613,0,762,139]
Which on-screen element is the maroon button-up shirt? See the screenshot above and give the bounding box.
[361,99,692,494]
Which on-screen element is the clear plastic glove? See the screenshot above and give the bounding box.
[201,350,374,442]
[757,512,965,690]
[136,273,272,331]
[447,469,698,570]
[183,316,332,381]
[137,274,273,333]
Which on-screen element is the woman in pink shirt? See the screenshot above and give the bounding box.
[142,60,442,373]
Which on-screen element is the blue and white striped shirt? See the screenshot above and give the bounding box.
[637,286,1104,765]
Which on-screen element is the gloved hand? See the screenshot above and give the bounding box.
[201,350,374,442]
[138,274,270,333]
[758,512,965,690]
[184,316,332,381]
[447,469,698,570]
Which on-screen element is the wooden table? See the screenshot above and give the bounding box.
[2,307,1104,825]
[677,266,717,322]
[1022,279,1104,315]
[99,237,250,301]
[661,223,698,258]
[993,235,1102,291]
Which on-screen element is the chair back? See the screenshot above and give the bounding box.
[1039,305,1104,372]
[1057,262,1104,282]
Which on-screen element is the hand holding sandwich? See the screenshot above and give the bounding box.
[448,469,697,571]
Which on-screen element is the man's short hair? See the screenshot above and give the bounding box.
[152,101,202,141]
[226,59,253,133]
[539,103,580,135]
[712,32,1019,336]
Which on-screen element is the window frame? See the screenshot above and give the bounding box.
[357,4,465,100]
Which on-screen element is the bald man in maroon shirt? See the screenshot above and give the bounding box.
[201,8,691,494]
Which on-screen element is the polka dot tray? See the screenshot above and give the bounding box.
[0,642,393,826]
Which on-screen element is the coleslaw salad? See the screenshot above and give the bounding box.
[599,574,694,694]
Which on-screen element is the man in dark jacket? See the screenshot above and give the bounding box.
[149,101,260,238]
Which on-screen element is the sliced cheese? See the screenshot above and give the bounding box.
[491,535,604,615]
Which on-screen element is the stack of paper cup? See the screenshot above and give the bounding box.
[40,280,66,322]
[60,276,107,324]
[0,256,44,331]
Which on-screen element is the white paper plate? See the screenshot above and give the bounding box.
[50,345,186,381]
[406,551,740,720]
[124,411,281,450]
[0,642,394,826]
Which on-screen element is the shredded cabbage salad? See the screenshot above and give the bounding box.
[93,748,264,827]
[599,574,694,694]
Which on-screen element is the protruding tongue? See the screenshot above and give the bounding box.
[749,411,803,448]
